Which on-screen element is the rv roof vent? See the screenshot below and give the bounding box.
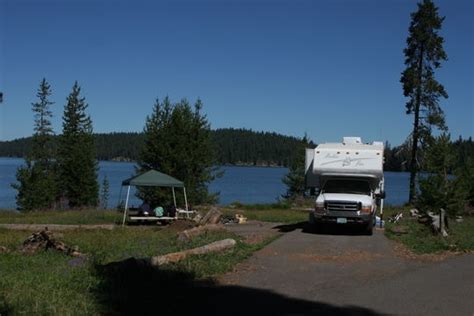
[343,137,362,144]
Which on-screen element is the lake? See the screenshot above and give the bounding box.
[0,157,410,209]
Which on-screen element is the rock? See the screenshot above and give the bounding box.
[409,209,419,217]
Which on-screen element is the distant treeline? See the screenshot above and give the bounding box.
[212,128,307,167]
[1,129,472,171]
[0,129,304,167]
[383,136,474,172]
[0,132,145,162]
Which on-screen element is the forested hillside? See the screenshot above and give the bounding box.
[1,130,472,171]
[0,129,306,167]
[0,132,144,162]
[212,128,307,166]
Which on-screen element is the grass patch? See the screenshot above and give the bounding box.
[0,210,122,225]
[0,225,269,315]
[0,204,304,313]
[385,210,474,254]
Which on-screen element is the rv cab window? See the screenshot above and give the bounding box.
[322,179,371,196]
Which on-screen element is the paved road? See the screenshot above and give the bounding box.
[220,223,474,316]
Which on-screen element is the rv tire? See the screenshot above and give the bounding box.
[364,217,374,236]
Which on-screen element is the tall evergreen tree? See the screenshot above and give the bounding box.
[57,82,98,208]
[282,135,311,199]
[13,78,57,210]
[418,134,467,216]
[401,0,448,203]
[137,96,218,206]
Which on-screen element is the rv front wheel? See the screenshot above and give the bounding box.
[364,217,374,236]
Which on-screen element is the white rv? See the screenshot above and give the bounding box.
[305,137,385,235]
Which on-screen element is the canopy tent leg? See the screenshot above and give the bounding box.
[183,187,189,218]
[172,187,177,208]
[122,185,131,226]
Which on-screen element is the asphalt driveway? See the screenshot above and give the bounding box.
[221,222,474,316]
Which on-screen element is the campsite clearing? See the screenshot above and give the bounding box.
[0,220,273,315]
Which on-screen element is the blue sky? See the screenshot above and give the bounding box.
[0,0,472,145]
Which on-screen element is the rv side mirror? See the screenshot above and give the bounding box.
[376,191,386,199]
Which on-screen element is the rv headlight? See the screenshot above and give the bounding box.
[360,204,372,214]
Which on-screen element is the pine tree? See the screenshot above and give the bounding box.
[282,135,311,199]
[137,96,218,206]
[401,0,448,203]
[418,134,467,216]
[57,82,98,208]
[13,78,57,210]
[101,175,109,209]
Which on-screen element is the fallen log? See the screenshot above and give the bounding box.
[0,223,114,231]
[150,238,236,266]
[199,207,222,225]
[177,224,226,242]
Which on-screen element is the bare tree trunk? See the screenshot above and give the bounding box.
[409,46,424,204]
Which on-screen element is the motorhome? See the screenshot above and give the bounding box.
[305,137,385,235]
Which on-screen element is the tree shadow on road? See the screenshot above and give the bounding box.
[274,222,371,236]
[94,258,386,316]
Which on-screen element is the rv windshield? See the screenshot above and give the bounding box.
[322,179,371,195]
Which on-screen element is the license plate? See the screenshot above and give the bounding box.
[337,218,347,224]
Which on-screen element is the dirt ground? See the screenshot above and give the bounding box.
[223,220,283,244]
[219,221,474,316]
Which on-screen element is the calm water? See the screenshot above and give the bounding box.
[0,157,410,209]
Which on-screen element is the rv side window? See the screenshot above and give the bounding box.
[322,180,371,196]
